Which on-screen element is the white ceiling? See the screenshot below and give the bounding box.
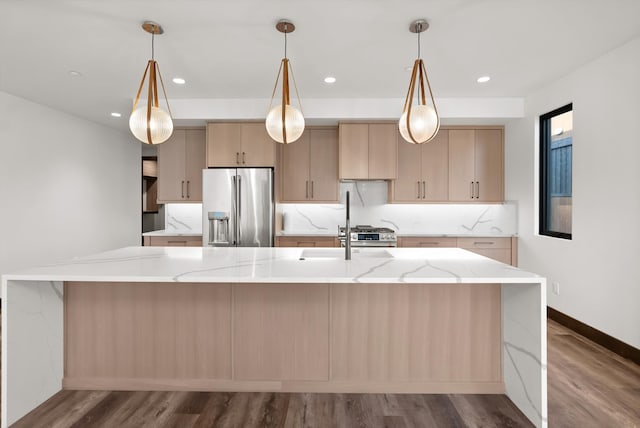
[1,0,639,130]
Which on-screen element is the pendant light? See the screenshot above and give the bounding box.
[399,20,440,144]
[129,21,173,145]
[265,20,305,144]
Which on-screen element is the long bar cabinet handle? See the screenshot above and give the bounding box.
[417,181,421,199]
[186,181,190,198]
[181,180,185,198]
[422,181,426,199]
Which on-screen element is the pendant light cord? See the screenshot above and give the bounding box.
[284,24,288,59]
[416,22,421,59]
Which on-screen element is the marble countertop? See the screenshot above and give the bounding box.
[142,230,203,237]
[3,246,541,285]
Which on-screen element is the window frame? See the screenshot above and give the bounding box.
[539,103,573,240]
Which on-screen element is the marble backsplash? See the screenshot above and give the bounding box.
[165,203,203,233]
[164,183,517,236]
[278,181,517,236]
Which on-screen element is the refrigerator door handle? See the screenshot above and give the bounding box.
[231,175,237,245]
[237,175,242,244]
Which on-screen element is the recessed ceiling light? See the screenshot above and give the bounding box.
[110,112,122,118]
[552,128,564,136]
[476,76,491,83]
[404,66,413,72]
[172,77,186,85]
[68,70,82,77]
[324,76,336,84]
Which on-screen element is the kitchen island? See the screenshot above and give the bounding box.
[2,246,547,428]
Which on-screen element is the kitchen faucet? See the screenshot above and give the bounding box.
[345,191,351,260]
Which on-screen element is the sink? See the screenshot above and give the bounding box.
[299,249,393,260]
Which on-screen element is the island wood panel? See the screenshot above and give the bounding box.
[64,282,232,384]
[330,283,502,383]
[233,283,330,381]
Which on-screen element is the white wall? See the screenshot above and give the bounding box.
[506,36,640,348]
[0,91,141,275]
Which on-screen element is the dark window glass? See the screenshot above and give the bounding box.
[540,104,572,239]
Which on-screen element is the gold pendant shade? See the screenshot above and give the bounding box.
[129,22,173,145]
[399,20,440,144]
[265,20,305,144]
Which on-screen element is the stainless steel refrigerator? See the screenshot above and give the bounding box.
[202,168,274,247]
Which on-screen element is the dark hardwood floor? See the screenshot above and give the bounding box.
[8,320,640,427]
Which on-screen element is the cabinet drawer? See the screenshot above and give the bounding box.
[398,237,457,248]
[144,236,203,247]
[275,236,339,247]
[456,237,511,250]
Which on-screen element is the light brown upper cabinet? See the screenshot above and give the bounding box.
[280,128,339,202]
[338,123,397,180]
[448,128,504,202]
[391,130,449,202]
[157,128,206,203]
[206,123,275,167]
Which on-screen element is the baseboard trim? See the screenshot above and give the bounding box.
[547,306,640,365]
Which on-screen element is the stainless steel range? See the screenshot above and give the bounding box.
[338,225,397,247]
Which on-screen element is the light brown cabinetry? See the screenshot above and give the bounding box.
[392,130,449,202]
[144,235,203,247]
[280,128,339,202]
[275,236,339,247]
[157,129,206,203]
[338,123,397,180]
[398,236,517,266]
[206,123,275,167]
[448,129,503,202]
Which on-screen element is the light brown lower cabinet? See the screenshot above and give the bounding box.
[397,237,457,248]
[275,236,339,247]
[398,236,517,266]
[64,281,503,392]
[143,235,203,247]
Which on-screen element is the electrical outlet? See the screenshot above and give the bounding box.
[552,282,560,295]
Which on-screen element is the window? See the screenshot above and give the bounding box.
[540,103,572,239]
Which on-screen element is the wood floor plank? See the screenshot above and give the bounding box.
[422,395,467,427]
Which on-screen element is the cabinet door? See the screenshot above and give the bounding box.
[448,130,476,201]
[157,130,186,202]
[339,124,369,179]
[240,123,276,167]
[368,124,397,179]
[309,129,339,202]
[207,123,241,167]
[281,131,311,202]
[392,138,422,202]
[474,129,504,202]
[421,130,449,201]
[184,129,206,201]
